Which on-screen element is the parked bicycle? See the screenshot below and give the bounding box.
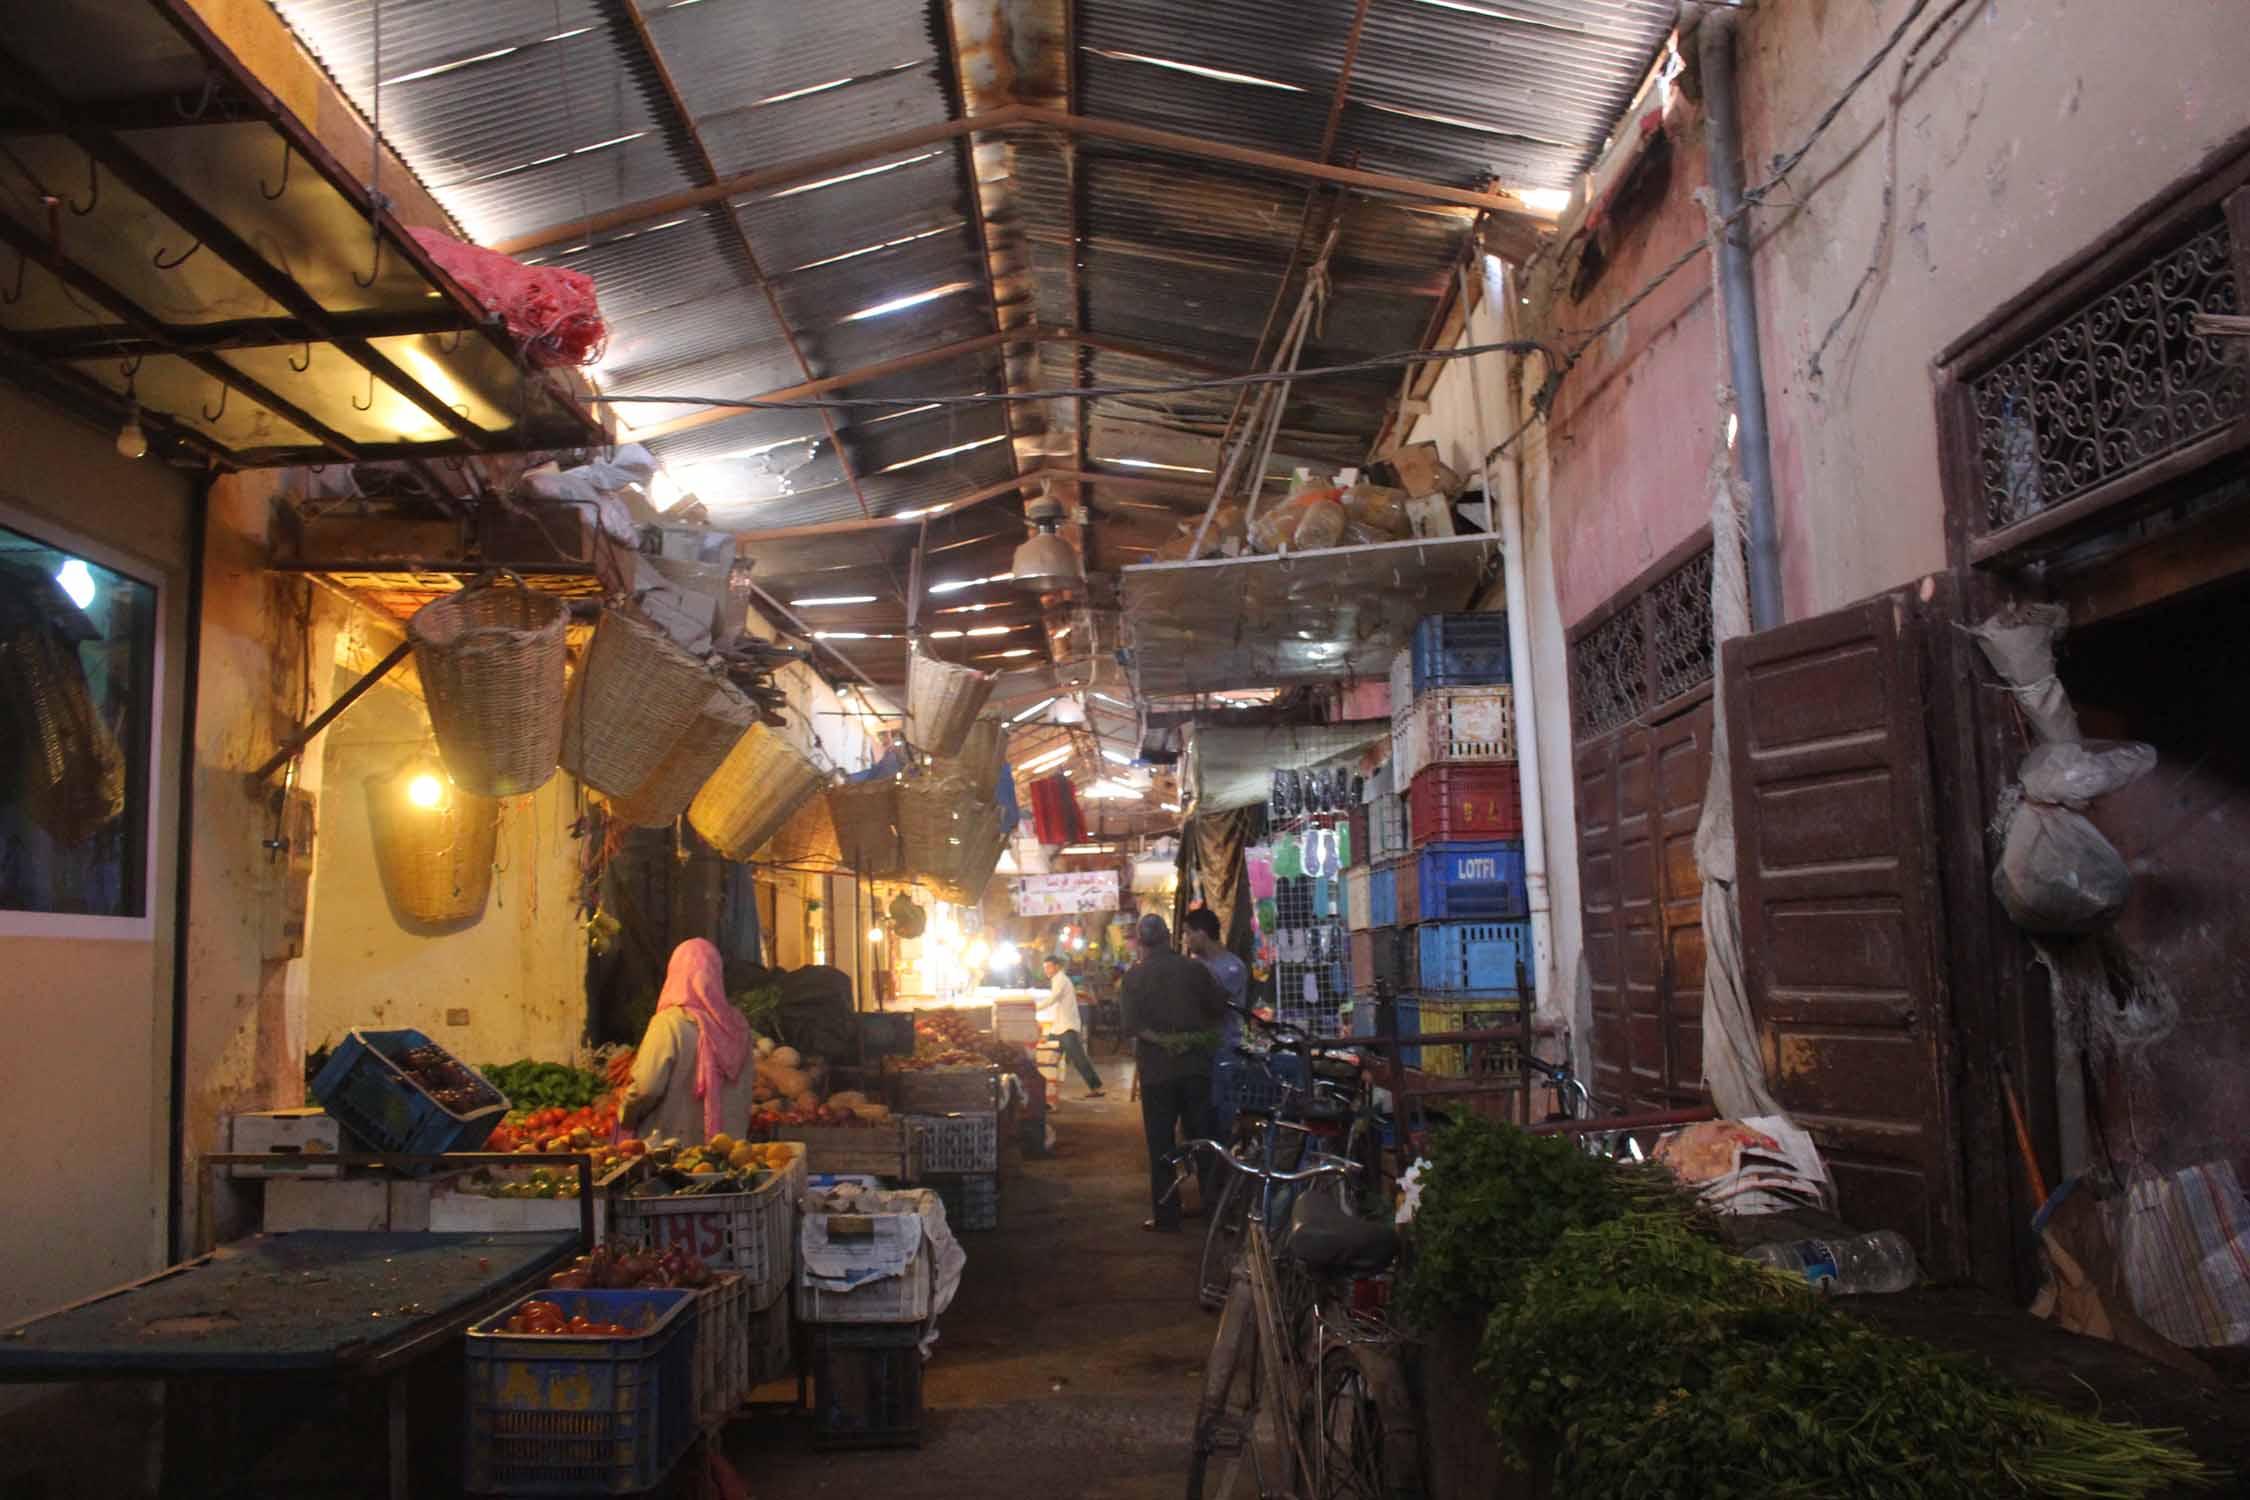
[1172,1139,1421,1500]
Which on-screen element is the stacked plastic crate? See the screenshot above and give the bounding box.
[1380,614,1534,1081]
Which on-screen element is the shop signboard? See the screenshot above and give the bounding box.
[1014,870,1120,915]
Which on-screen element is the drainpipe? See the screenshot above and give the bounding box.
[1698,5,1786,631]
[1464,261,1556,1009]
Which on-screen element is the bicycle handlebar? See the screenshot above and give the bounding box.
[1166,1138,1361,1185]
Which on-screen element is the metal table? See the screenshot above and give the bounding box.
[0,1228,577,1498]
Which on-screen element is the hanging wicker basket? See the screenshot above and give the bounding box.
[948,717,1007,802]
[688,722,825,859]
[561,608,724,797]
[605,678,757,829]
[365,767,498,930]
[934,802,1008,905]
[905,646,995,758]
[827,780,908,879]
[406,572,568,797]
[760,782,841,866]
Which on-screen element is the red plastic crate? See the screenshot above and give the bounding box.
[1409,764,1524,844]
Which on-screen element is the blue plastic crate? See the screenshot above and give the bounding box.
[1411,612,1513,696]
[310,1028,504,1170]
[1411,840,1528,921]
[1348,996,1421,1068]
[465,1288,698,1495]
[1218,1049,1311,1115]
[1368,864,1399,927]
[1415,920,1533,994]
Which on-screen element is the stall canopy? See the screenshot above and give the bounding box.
[1187,719,1388,814]
[1121,534,1499,697]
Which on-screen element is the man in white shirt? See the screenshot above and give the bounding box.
[1039,954,1105,1097]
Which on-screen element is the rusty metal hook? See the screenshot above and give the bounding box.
[202,381,230,423]
[153,239,203,271]
[67,157,97,216]
[435,326,465,354]
[259,142,292,202]
[288,341,312,374]
[351,229,383,290]
[351,369,375,412]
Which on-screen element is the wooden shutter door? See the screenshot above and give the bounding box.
[1574,734,1632,1106]
[1725,589,1964,1272]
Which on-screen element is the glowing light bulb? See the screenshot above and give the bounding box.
[115,406,148,461]
[868,926,885,944]
[992,941,1020,968]
[54,559,96,610]
[406,774,444,808]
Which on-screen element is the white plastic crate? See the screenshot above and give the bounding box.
[991,999,1039,1045]
[1394,686,1516,783]
[612,1145,805,1302]
[692,1273,751,1429]
[909,1112,999,1175]
[796,1244,933,1325]
[1344,866,1373,933]
[229,1107,345,1178]
[1388,647,1414,719]
[1368,793,1411,861]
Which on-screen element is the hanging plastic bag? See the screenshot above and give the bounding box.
[2019,740,2158,809]
[1991,798,2131,935]
[408,227,606,367]
[2106,1160,2250,1348]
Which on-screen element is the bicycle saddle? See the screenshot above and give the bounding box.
[1284,1180,1397,1273]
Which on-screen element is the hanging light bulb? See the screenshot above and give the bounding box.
[115,403,149,460]
[868,925,886,944]
[406,773,444,808]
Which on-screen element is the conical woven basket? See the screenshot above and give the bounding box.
[935,802,1007,905]
[406,574,567,797]
[688,722,826,859]
[561,608,723,797]
[365,768,498,930]
[905,647,996,757]
[949,717,1007,801]
[827,780,908,879]
[605,678,757,829]
[759,783,841,865]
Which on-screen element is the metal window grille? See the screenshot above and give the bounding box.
[1569,542,1718,742]
[1969,213,2244,532]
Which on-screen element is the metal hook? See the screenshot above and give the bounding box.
[259,142,291,202]
[67,158,97,216]
[351,233,383,290]
[1,252,23,307]
[288,341,312,374]
[351,369,375,412]
[153,239,203,271]
[435,327,464,354]
[176,71,220,122]
[202,381,230,423]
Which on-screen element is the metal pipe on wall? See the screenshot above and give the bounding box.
[1698,5,1786,631]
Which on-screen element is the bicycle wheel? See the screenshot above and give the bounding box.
[1187,1276,1264,1500]
[1298,1341,1423,1500]
[1198,1170,1249,1312]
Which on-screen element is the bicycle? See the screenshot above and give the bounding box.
[1174,1140,1421,1500]
[1525,1050,1645,1161]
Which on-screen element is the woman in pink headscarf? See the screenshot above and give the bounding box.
[618,938,756,1145]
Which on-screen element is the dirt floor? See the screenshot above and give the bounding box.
[726,1051,1213,1498]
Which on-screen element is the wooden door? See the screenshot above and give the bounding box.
[1726,590,1964,1270]
[1653,701,1713,1104]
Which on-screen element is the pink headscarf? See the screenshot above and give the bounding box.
[656,938,750,1139]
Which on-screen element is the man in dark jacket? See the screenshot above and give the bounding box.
[1120,912,1228,1231]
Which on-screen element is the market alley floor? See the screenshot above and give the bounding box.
[728,1054,1210,1498]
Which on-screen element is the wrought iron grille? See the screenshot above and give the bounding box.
[1570,543,1716,741]
[1970,213,2245,531]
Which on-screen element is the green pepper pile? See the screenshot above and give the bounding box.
[480,1059,607,1112]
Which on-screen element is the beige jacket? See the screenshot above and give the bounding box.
[621,1009,759,1146]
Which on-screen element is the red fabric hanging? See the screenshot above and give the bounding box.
[1028,774,1086,846]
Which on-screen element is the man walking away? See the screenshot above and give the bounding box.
[1121,913,1227,1231]
[1182,908,1250,1143]
[1039,954,1104,1098]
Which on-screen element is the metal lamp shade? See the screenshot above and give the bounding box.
[1010,529,1082,591]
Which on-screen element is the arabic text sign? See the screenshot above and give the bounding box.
[1013,870,1120,916]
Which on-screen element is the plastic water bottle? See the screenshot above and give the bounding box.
[1744,1230,1918,1294]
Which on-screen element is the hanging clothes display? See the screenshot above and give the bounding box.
[1027,773,1085,847]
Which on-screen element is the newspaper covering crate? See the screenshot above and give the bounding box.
[748,1288,793,1384]
[611,1144,806,1300]
[228,1107,347,1178]
[812,1322,923,1449]
[464,1287,697,1495]
[891,1064,1000,1115]
[1343,865,1373,933]
[1393,686,1516,783]
[309,1028,506,1171]
[795,1229,935,1325]
[909,1112,999,1176]
[691,1273,750,1430]
[773,1121,919,1182]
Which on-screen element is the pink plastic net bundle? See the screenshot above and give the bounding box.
[408,227,606,368]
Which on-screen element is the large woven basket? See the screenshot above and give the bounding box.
[759,783,841,865]
[688,723,825,859]
[406,574,568,797]
[827,780,908,879]
[949,717,1007,801]
[898,772,979,881]
[365,767,498,930]
[605,678,757,828]
[905,647,996,758]
[935,803,1008,904]
[561,608,724,797]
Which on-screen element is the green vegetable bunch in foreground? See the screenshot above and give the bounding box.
[1399,1116,2216,1500]
[480,1060,606,1111]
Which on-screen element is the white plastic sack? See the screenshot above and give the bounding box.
[2020,740,2158,809]
[1992,800,2131,935]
